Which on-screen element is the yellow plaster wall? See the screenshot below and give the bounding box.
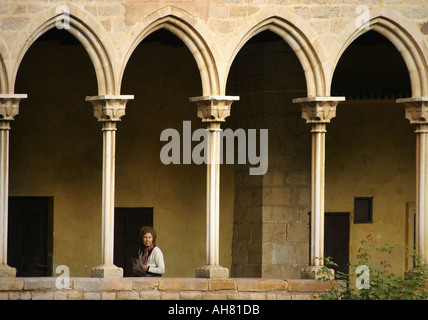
[325,100,416,276]
[11,38,102,277]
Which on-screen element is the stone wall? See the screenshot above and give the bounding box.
[229,35,310,279]
[1,1,427,96]
[0,277,335,300]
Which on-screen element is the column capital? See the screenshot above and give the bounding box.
[293,96,345,124]
[189,95,239,123]
[0,94,28,122]
[85,95,134,122]
[397,97,428,125]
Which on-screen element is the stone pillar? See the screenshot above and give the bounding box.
[0,94,27,277]
[86,95,133,278]
[293,97,344,279]
[189,95,239,278]
[397,97,428,265]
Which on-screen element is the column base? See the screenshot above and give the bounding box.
[91,264,123,278]
[301,265,334,280]
[0,264,16,278]
[196,264,229,278]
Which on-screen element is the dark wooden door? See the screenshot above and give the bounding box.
[308,212,350,276]
[114,207,153,277]
[8,197,51,276]
[324,212,350,275]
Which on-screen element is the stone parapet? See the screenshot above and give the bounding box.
[0,277,339,300]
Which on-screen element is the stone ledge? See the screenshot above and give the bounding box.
[73,277,102,291]
[159,278,208,291]
[0,278,24,291]
[24,277,58,290]
[287,279,341,292]
[237,278,288,291]
[100,278,133,291]
[0,277,338,300]
[132,277,159,291]
[208,278,237,291]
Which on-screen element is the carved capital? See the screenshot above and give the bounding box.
[189,95,239,123]
[0,94,27,121]
[293,97,345,124]
[397,97,428,125]
[86,95,134,122]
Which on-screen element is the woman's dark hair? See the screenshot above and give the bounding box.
[139,226,157,245]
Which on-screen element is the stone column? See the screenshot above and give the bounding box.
[0,94,27,277]
[397,97,428,265]
[293,97,344,279]
[86,95,133,278]
[189,95,239,278]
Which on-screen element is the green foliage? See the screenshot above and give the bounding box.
[314,235,428,300]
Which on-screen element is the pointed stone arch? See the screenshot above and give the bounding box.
[0,52,7,94]
[119,7,220,96]
[0,33,10,94]
[227,16,326,97]
[9,5,116,95]
[332,16,428,97]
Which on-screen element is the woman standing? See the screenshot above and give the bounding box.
[133,226,165,277]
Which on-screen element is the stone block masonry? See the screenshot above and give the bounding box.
[1,0,427,284]
[0,277,338,300]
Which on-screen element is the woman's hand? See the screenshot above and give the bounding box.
[132,267,146,277]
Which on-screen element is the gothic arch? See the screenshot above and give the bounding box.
[119,7,220,96]
[227,16,326,97]
[0,33,10,93]
[332,16,428,97]
[9,5,116,95]
[0,51,7,93]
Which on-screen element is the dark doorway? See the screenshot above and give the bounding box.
[114,207,153,277]
[309,212,350,276]
[324,212,350,276]
[7,197,53,276]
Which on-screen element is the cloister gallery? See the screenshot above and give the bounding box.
[0,1,427,299]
